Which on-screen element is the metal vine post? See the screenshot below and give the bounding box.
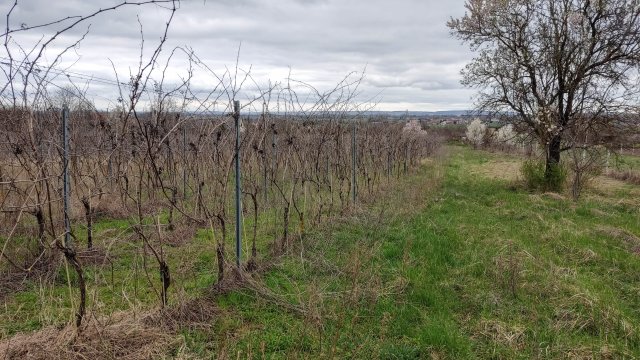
[62,105,71,248]
[234,100,242,267]
[352,121,357,204]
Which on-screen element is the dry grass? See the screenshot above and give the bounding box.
[0,253,61,301]
[542,192,566,201]
[0,297,217,360]
[466,151,640,202]
[552,291,636,342]
[76,247,111,267]
[591,176,635,193]
[160,224,197,248]
[596,226,640,255]
[468,160,522,182]
[475,319,526,351]
[588,173,640,210]
[0,272,30,302]
[92,199,132,221]
[490,241,526,298]
[0,316,177,359]
[556,345,624,360]
[607,169,640,185]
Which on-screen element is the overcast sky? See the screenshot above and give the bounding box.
[2,0,475,111]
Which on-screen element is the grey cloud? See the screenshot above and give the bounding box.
[2,0,474,111]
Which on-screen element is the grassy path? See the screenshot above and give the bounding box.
[197,146,640,359]
[432,147,640,358]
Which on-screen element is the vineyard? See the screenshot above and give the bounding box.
[2,0,640,358]
[1,98,440,315]
[0,3,451,356]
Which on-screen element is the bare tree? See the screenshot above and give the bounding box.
[449,0,640,187]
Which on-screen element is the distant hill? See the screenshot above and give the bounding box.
[363,110,486,117]
[133,110,485,118]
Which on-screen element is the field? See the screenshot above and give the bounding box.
[1,144,639,358]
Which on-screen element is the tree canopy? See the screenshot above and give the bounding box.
[449,0,640,181]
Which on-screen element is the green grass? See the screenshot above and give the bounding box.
[184,146,639,358]
[615,152,640,171]
[2,145,639,359]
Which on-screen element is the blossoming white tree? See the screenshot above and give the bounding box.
[466,119,486,149]
[402,119,427,138]
[496,124,516,147]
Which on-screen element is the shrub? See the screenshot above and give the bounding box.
[465,119,486,149]
[402,119,427,137]
[496,124,516,147]
[567,147,606,200]
[521,159,566,192]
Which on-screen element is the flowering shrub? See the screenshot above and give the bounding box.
[402,119,427,138]
[466,119,486,148]
[496,124,516,146]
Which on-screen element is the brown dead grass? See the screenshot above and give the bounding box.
[475,319,526,351]
[468,160,522,182]
[161,225,198,248]
[0,253,61,302]
[76,247,111,267]
[552,291,636,343]
[591,176,635,194]
[0,316,176,360]
[607,169,640,185]
[0,272,30,302]
[92,197,168,222]
[542,192,566,201]
[92,200,131,221]
[596,226,640,255]
[588,173,640,208]
[0,297,217,360]
[466,152,640,202]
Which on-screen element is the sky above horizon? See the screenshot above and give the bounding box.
[2,0,475,112]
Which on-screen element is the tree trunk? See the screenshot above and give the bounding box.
[216,216,226,283]
[281,205,289,252]
[249,193,258,271]
[545,135,562,184]
[160,261,170,307]
[34,207,45,254]
[81,198,93,249]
